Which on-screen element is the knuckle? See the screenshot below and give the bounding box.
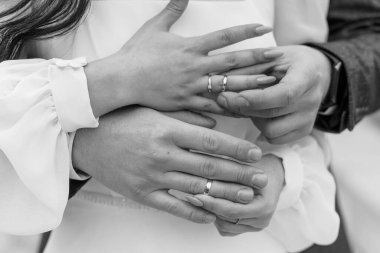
[244,76,251,89]
[166,0,184,16]
[188,180,203,194]
[166,201,181,215]
[149,148,171,166]
[199,101,214,111]
[245,25,258,38]
[224,54,238,69]
[202,133,220,152]
[218,30,234,45]
[235,167,249,184]
[234,142,246,160]
[200,159,218,178]
[219,185,229,200]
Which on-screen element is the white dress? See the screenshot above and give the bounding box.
[0,0,339,252]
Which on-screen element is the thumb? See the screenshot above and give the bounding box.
[151,0,189,31]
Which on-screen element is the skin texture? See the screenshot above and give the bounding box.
[84,0,279,118]
[73,0,291,233]
[217,45,331,144]
[194,154,285,236]
[73,107,270,224]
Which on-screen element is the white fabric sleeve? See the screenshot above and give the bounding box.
[258,131,340,252]
[0,58,98,235]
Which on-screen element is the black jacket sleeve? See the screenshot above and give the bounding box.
[313,0,380,133]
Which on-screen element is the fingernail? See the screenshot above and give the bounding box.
[205,117,216,127]
[185,196,204,207]
[255,26,273,35]
[248,148,262,162]
[263,50,284,59]
[251,174,268,189]
[237,188,254,203]
[217,95,228,108]
[257,76,276,84]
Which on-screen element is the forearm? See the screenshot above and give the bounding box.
[84,54,138,118]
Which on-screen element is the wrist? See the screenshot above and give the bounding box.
[305,44,343,115]
[312,47,332,101]
[85,54,138,117]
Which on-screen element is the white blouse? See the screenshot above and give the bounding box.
[0,0,338,252]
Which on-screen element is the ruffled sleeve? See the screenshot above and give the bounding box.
[258,131,340,252]
[0,58,98,235]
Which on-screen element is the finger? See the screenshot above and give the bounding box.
[186,96,226,115]
[205,48,283,73]
[172,124,262,163]
[145,190,216,224]
[192,24,272,53]
[163,111,216,128]
[169,149,268,189]
[235,216,272,229]
[232,106,295,118]
[215,218,262,235]
[163,172,254,203]
[148,0,189,31]
[253,112,315,141]
[231,64,315,109]
[220,82,306,110]
[194,75,276,94]
[194,194,255,219]
[225,61,278,76]
[263,129,311,145]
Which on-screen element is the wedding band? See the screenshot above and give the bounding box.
[234,218,241,225]
[203,179,213,195]
[208,74,213,93]
[221,75,228,92]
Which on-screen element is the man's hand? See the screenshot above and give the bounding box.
[72,107,268,224]
[217,45,332,144]
[193,155,285,236]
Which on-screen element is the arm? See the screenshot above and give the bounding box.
[0,0,280,234]
[311,0,380,132]
[0,58,98,235]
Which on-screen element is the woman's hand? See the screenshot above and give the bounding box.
[73,107,268,224]
[216,45,331,144]
[85,0,279,117]
[193,155,285,235]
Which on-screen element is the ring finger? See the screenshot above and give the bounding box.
[194,75,276,94]
[163,172,255,203]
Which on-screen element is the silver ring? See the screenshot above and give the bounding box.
[221,75,228,92]
[234,218,240,225]
[208,74,213,93]
[203,179,213,195]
